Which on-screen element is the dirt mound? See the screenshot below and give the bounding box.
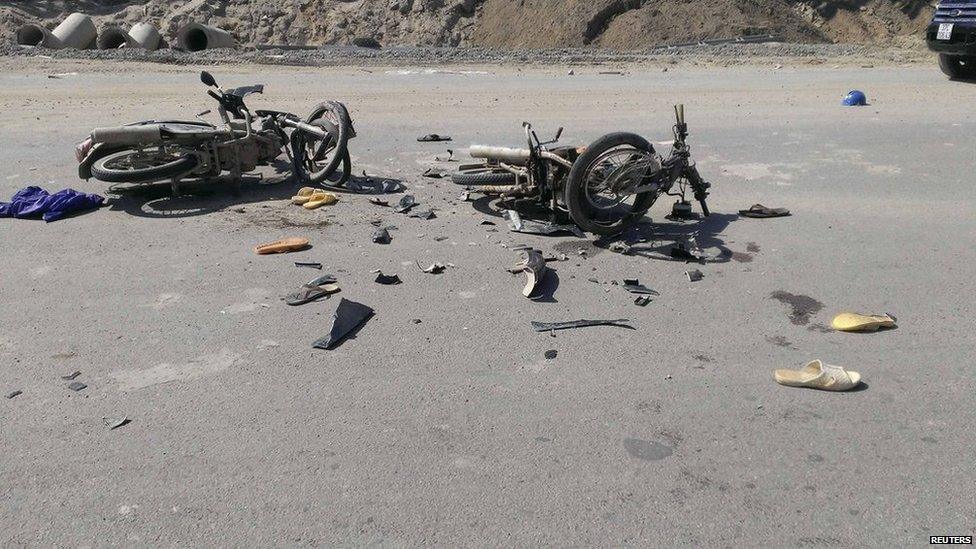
[0,0,933,49]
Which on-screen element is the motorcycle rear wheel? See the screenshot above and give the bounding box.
[90,148,198,183]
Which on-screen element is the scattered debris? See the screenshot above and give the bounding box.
[408,209,436,220]
[374,272,402,285]
[255,237,310,255]
[622,279,659,295]
[544,349,558,360]
[411,318,422,324]
[68,381,87,392]
[480,220,496,226]
[312,298,375,350]
[435,150,455,162]
[6,390,22,399]
[739,204,791,218]
[418,261,447,274]
[531,319,633,332]
[394,195,417,213]
[372,227,392,244]
[61,371,81,380]
[503,210,584,238]
[670,241,704,262]
[418,134,452,142]
[609,242,632,255]
[103,416,130,430]
[634,296,653,306]
[295,261,322,270]
[774,360,862,391]
[367,197,389,207]
[459,190,471,201]
[422,167,448,179]
[519,249,549,299]
[686,269,704,282]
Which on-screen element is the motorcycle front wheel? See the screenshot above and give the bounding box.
[565,132,659,236]
[292,101,351,184]
[90,148,198,183]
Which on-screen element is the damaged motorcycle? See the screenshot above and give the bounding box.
[453,104,712,235]
[76,71,355,192]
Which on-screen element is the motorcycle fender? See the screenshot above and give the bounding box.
[78,143,125,180]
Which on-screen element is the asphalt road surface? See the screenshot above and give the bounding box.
[1,58,973,546]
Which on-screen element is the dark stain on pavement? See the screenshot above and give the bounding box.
[770,291,824,325]
[765,335,795,348]
[731,251,753,263]
[746,242,761,253]
[623,438,673,461]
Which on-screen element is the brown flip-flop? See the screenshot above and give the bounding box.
[254,237,310,255]
[286,283,340,306]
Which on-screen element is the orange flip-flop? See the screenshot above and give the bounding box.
[254,237,310,255]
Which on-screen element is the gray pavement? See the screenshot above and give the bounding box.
[0,59,974,546]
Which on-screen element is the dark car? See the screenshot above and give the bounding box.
[928,0,976,78]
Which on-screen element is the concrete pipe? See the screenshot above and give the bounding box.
[97,26,130,50]
[16,24,60,48]
[52,13,98,50]
[177,23,235,52]
[128,22,162,51]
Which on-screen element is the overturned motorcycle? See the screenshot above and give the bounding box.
[453,105,712,236]
[76,71,355,193]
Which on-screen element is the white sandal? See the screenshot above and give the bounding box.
[774,360,862,391]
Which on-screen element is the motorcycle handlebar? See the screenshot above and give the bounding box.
[208,90,223,103]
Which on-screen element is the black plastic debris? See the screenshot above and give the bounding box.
[61,371,81,381]
[503,210,584,238]
[313,298,375,350]
[394,195,417,213]
[622,279,659,295]
[295,261,322,270]
[634,296,652,306]
[531,319,633,332]
[418,134,452,142]
[670,242,703,262]
[418,262,447,274]
[435,149,455,162]
[372,227,392,244]
[408,209,436,220]
[433,236,449,242]
[103,416,130,430]
[367,197,389,207]
[422,167,447,179]
[375,272,402,285]
[480,220,496,226]
[411,319,422,324]
[6,390,22,399]
[68,381,87,392]
[739,204,791,218]
[459,190,471,201]
[544,349,558,360]
[687,269,704,282]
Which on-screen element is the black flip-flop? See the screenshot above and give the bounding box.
[739,204,791,218]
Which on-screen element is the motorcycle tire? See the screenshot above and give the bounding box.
[90,149,198,183]
[451,170,517,186]
[565,132,657,236]
[294,101,351,184]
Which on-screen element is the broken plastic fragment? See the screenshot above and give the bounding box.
[686,269,704,282]
[422,167,447,179]
[418,262,447,274]
[372,227,392,244]
[103,416,130,430]
[544,349,557,360]
[530,319,633,332]
[6,390,22,399]
[609,242,632,255]
[418,134,452,142]
[408,209,436,220]
[312,298,375,350]
[367,197,389,207]
[61,371,81,380]
[375,272,402,285]
[502,210,584,238]
[622,279,659,295]
[295,261,322,270]
[520,249,549,299]
[634,296,652,306]
[394,194,417,213]
[68,381,87,392]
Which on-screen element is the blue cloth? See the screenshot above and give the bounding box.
[0,186,104,222]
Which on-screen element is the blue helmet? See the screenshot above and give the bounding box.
[842,90,867,106]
